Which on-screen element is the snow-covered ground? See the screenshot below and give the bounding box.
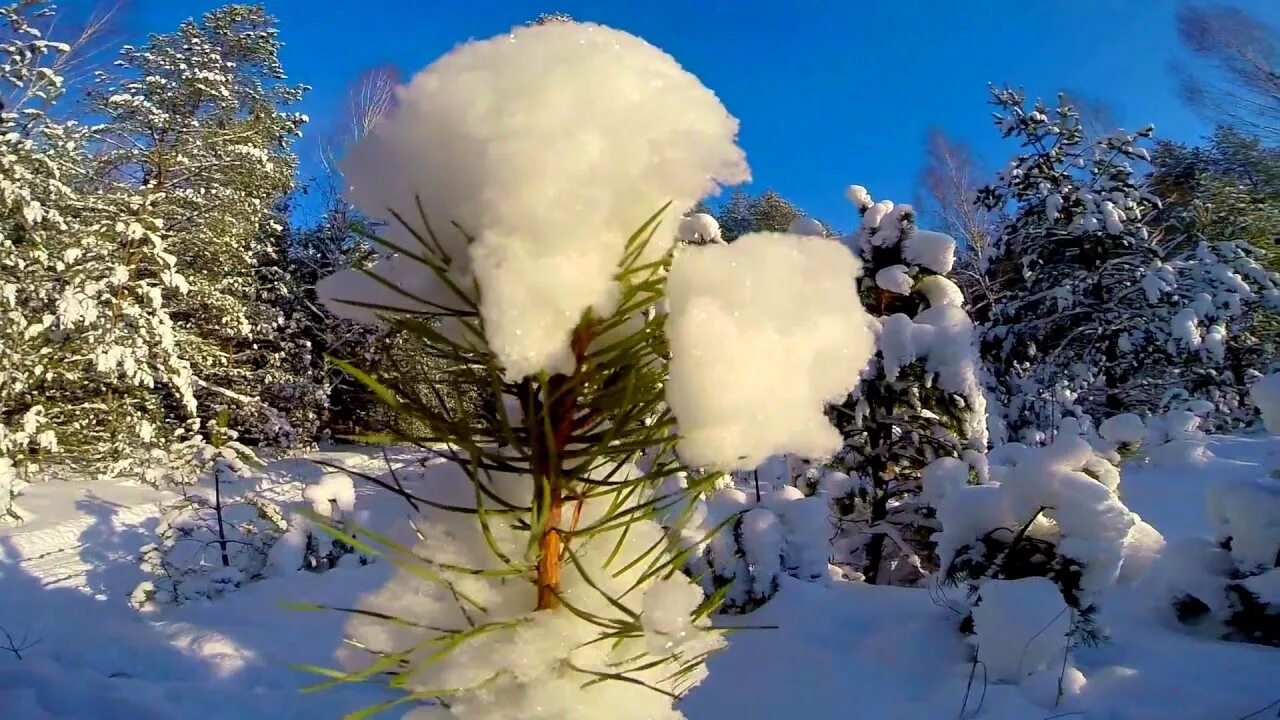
[2,438,1279,720]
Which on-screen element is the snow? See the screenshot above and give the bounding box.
[3,437,1280,719]
[1206,476,1280,571]
[873,264,912,294]
[786,216,825,237]
[665,232,875,470]
[320,21,749,381]
[914,274,964,307]
[902,229,956,274]
[1099,413,1146,445]
[970,577,1072,683]
[845,184,872,211]
[1251,372,1280,433]
[678,213,722,244]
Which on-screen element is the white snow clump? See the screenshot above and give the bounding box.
[317,21,749,381]
[665,232,875,470]
[1251,372,1280,434]
[678,212,723,244]
[971,577,1072,682]
[786,216,826,237]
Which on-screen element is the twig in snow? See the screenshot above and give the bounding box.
[0,626,40,660]
[1236,697,1280,720]
[958,650,988,719]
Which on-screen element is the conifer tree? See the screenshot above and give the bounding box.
[1,0,196,487]
[298,21,873,718]
[977,88,1279,440]
[86,4,318,446]
[827,185,987,585]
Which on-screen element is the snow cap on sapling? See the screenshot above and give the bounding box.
[787,216,826,237]
[678,213,723,244]
[665,231,876,470]
[320,21,750,380]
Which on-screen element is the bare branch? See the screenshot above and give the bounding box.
[1174,3,1280,141]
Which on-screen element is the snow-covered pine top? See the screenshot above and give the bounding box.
[319,21,749,382]
[840,184,987,449]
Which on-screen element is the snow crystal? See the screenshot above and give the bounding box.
[1250,373,1280,434]
[971,577,1072,682]
[678,213,722,244]
[324,21,749,380]
[1099,413,1145,445]
[874,264,913,295]
[1206,477,1280,571]
[787,216,826,237]
[665,232,875,470]
[902,229,956,274]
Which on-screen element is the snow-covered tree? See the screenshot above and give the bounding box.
[87,4,318,447]
[300,21,875,718]
[1165,474,1280,648]
[1,0,197,486]
[715,189,808,242]
[825,185,987,586]
[976,87,1279,441]
[1148,128,1280,426]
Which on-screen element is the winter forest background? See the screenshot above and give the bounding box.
[2,2,1280,719]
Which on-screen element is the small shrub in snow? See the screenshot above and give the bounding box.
[0,457,26,525]
[266,471,373,574]
[1166,476,1280,647]
[131,430,283,608]
[673,483,834,613]
[933,437,1152,647]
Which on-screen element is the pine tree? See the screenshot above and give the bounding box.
[976,89,1280,440]
[976,88,1164,441]
[1148,128,1280,425]
[828,185,987,585]
[86,4,317,447]
[1,0,196,486]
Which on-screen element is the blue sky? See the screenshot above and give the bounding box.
[62,0,1280,230]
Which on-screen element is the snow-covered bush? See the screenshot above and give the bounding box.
[0,457,26,525]
[668,482,834,613]
[303,20,872,720]
[969,577,1072,683]
[827,186,988,585]
[131,430,282,608]
[1165,476,1280,647]
[933,437,1154,648]
[266,471,373,574]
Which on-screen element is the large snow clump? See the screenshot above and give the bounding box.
[316,21,750,380]
[665,232,875,470]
